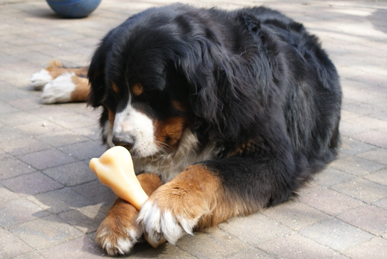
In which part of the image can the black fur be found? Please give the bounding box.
[88,4,341,210]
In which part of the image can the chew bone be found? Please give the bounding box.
[89,146,148,211]
[89,146,166,248]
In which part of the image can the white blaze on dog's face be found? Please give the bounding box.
[106,83,188,158]
[112,101,159,157]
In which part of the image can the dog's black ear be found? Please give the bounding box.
[87,30,115,108]
[174,31,257,141]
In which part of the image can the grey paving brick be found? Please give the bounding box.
[329,156,386,176]
[258,232,339,259]
[42,161,96,187]
[0,172,63,195]
[17,148,77,170]
[26,187,92,214]
[364,168,387,186]
[177,229,249,259]
[58,205,106,234]
[331,177,387,203]
[0,157,36,180]
[0,228,32,258]
[262,200,329,231]
[38,236,104,259]
[10,215,83,250]
[337,205,387,236]
[353,130,387,149]
[225,248,271,259]
[130,243,197,259]
[299,218,374,251]
[0,184,19,202]
[313,167,355,188]
[357,148,387,165]
[0,198,49,227]
[35,129,90,147]
[219,213,291,245]
[0,136,51,156]
[339,136,376,156]
[70,180,117,207]
[299,186,364,216]
[13,120,66,136]
[48,113,97,130]
[12,252,46,259]
[58,140,106,161]
[343,237,387,259]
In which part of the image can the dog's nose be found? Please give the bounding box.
[112,136,135,150]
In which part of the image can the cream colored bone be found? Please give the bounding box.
[89,146,166,248]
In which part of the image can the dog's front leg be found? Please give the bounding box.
[137,164,239,245]
[95,173,162,255]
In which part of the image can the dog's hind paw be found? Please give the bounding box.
[30,69,53,90]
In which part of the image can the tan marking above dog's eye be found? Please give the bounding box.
[112,83,120,93]
[132,83,144,96]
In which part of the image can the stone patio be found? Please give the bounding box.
[0,0,386,258]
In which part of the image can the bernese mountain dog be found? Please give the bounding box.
[31,4,342,255]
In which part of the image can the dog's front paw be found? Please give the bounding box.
[137,177,212,245]
[96,200,142,255]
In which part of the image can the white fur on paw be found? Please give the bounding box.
[30,69,53,90]
[96,227,139,256]
[137,200,198,245]
[42,72,75,104]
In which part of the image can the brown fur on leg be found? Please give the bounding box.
[95,173,162,255]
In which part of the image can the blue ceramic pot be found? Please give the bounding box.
[46,0,102,18]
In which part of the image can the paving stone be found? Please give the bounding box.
[343,237,387,259]
[262,200,329,230]
[258,232,338,259]
[225,248,271,259]
[26,187,92,214]
[0,198,49,227]
[219,213,291,245]
[10,215,83,250]
[48,113,97,130]
[0,172,63,195]
[42,161,96,187]
[299,186,364,216]
[17,148,77,170]
[364,168,387,186]
[34,129,90,147]
[329,156,386,176]
[0,128,29,144]
[0,228,32,258]
[373,197,387,210]
[337,205,387,236]
[129,243,197,259]
[71,180,117,207]
[0,184,19,202]
[58,140,107,160]
[38,236,105,259]
[13,120,66,136]
[12,252,46,259]
[0,157,36,180]
[356,148,387,165]
[177,229,249,259]
[313,167,355,187]
[338,137,376,156]
[58,205,106,233]
[299,218,374,251]
[332,177,387,203]
[353,130,387,148]
[0,136,51,156]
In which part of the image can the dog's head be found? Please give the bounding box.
[87,5,269,158]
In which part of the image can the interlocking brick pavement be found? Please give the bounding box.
[0,0,386,258]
